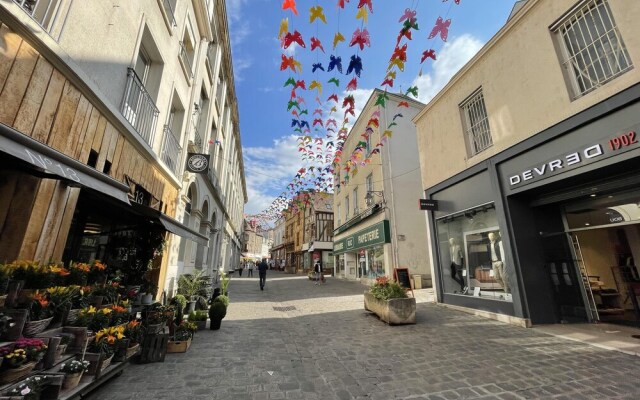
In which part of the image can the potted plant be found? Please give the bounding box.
[208,295,229,331]
[364,276,416,325]
[73,306,112,332]
[87,260,107,285]
[14,338,48,364]
[45,286,78,328]
[187,310,208,330]
[122,320,143,359]
[170,294,187,324]
[167,321,195,353]
[177,270,211,312]
[4,374,57,399]
[59,359,89,390]
[0,348,36,385]
[68,262,90,286]
[24,293,53,337]
[85,326,124,375]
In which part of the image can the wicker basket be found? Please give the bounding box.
[62,371,84,390]
[0,362,37,384]
[65,309,81,325]
[23,316,53,337]
[125,343,140,359]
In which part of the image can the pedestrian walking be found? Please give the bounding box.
[238,262,244,277]
[247,262,254,277]
[314,261,323,285]
[258,258,268,290]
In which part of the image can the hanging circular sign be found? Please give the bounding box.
[187,154,209,173]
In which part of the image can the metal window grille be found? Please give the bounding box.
[160,125,182,176]
[121,68,159,145]
[460,89,492,156]
[555,0,632,99]
[13,0,60,32]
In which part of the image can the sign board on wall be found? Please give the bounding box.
[333,220,391,255]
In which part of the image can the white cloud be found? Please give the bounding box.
[233,55,252,82]
[243,135,303,214]
[412,34,484,104]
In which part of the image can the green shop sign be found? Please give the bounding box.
[333,220,391,254]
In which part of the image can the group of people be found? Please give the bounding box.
[236,261,255,277]
[238,259,269,290]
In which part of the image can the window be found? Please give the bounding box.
[460,88,492,156]
[179,27,196,79]
[366,132,371,154]
[159,0,177,29]
[336,203,341,226]
[353,188,358,214]
[335,173,340,193]
[366,174,373,193]
[553,0,632,99]
[161,92,184,175]
[14,0,62,33]
[345,196,350,219]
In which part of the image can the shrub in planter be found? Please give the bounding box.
[187,311,207,330]
[208,299,227,331]
[368,276,408,300]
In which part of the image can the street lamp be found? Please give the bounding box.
[365,191,386,206]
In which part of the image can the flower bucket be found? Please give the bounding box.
[0,361,37,384]
[125,343,140,359]
[64,308,81,325]
[23,316,53,337]
[62,371,84,390]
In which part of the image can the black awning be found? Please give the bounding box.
[130,202,209,246]
[0,123,130,204]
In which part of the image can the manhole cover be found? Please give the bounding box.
[273,306,296,312]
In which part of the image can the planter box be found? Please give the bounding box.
[194,320,207,331]
[363,292,416,325]
[166,338,191,353]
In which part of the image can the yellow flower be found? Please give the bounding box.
[86,306,97,314]
[100,308,112,315]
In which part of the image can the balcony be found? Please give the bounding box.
[160,125,182,176]
[121,68,159,146]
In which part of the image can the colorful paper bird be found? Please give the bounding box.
[346,55,363,77]
[358,0,373,12]
[278,18,289,39]
[300,109,308,115]
[355,7,369,24]
[284,77,296,87]
[387,121,397,128]
[406,86,419,98]
[333,32,345,49]
[310,37,325,53]
[372,110,381,118]
[398,101,409,108]
[398,8,417,23]
[327,94,339,103]
[312,63,325,73]
[375,92,389,107]
[309,80,323,96]
[291,119,301,127]
[326,119,337,128]
[287,100,301,111]
[382,129,393,138]
[368,118,379,128]
[282,30,305,49]
[292,110,299,117]
[282,0,298,16]
[428,16,451,42]
[421,49,437,63]
[280,54,302,73]
[328,77,340,87]
[396,28,412,44]
[346,77,358,91]
[342,95,355,109]
[349,28,371,50]
[402,17,419,31]
[313,108,323,116]
[309,5,327,24]
[328,55,343,73]
[300,120,310,129]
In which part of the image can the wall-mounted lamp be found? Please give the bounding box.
[365,190,386,206]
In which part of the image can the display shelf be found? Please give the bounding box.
[596,308,625,315]
[57,360,128,400]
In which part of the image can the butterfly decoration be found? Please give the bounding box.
[349,28,371,50]
[328,77,340,87]
[327,94,339,103]
[310,37,325,53]
[309,5,327,24]
[278,18,289,39]
[313,108,323,116]
[381,78,394,87]
[300,109,308,115]
[326,119,338,128]
[428,16,451,41]
[342,95,355,109]
[337,0,350,8]
[282,30,305,49]
[421,49,437,63]
[355,7,369,24]
[402,17,419,31]
[329,106,338,113]
[367,118,379,128]
[387,121,397,128]
[309,80,322,96]
[358,0,373,13]
[375,92,389,107]
[291,119,301,127]
[312,63,325,73]
[393,113,403,121]
[280,0,300,16]
[287,100,301,111]
[387,58,405,72]
[390,43,407,62]
[295,80,306,89]
[346,55,363,77]
[382,129,393,138]
[398,101,409,108]
[313,118,324,127]
[300,120,310,129]
[398,8,417,23]
[346,77,358,91]
[385,71,397,80]
[396,27,412,45]
[283,77,296,87]
[291,109,299,117]
[333,32,345,49]
[280,54,302,72]
[328,55,343,73]
[405,86,419,98]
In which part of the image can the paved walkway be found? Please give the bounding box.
[88,272,640,400]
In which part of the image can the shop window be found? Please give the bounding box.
[435,203,512,302]
[460,88,492,156]
[553,0,632,100]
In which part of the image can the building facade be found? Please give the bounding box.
[333,90,431,286]
[269,217,286,269]
[0,0,246,298]
[301,192,334,273]
[416,0,640,327]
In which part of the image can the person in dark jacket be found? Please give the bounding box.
[258,258,268,290]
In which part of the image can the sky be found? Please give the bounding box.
[226,0,519,216]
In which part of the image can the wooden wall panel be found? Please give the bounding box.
[34,181,69,261]
[48,81,81,153]
[20,179,56,260]
[90,115,107,154]
[51,188,80,261]
[65,95,91,156]
[31,69,65,143]
[111,135,125,177]
[78,107,99,162]
[0,171,18,236]
[95,122,115,172]
[13,56,53,135]
[0,24,22,92]
[0,173,40,262]
[0,39,39,125]
[72,102,94,160]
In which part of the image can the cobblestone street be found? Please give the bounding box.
[88,273,640,400]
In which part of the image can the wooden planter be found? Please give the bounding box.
[84,353,114,376]
[125,343,140,359]
[166,338,191,353]
[363,292,416,325]
[0,361,37,384]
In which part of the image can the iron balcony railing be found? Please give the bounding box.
[160,125,182,176]
[161,0,177,27]
[191,124,202,152]
[121,68,159,146]
[179,42,194,79]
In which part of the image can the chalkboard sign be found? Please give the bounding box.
[394,268,413,296]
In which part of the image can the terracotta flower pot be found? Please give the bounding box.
[62,371,84,390]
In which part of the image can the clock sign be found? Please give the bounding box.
[186,153,209,173]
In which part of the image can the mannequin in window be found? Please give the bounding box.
[488,231,509,293]
[449,237,466,293]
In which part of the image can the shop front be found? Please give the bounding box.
[333,220,391,282]
[426,84,640,327]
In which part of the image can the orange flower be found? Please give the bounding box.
[92,261,106,271]
[106,335,116,344]
[127,320,140,328]
[32,293,49,308]
[111,305,126,313]
[73,263,90,273]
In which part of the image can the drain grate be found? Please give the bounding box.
[273,306,296,312]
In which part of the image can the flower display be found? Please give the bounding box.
[6,374,53,398]
[368,276,408,300]
[29,293,51,321]
[124,320,144,344]
[74,306,112,331]
[59,359,89,374]
[1,348,28,368]
[89,326,126,356]
[14,338,48,362]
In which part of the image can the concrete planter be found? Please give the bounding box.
[364,292,416,325]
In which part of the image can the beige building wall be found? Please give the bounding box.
[415,0,640,190]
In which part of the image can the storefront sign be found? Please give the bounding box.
[333,220,391,254]
[507,129,640,189]
[419,199,439,210]
[186,153,210,173]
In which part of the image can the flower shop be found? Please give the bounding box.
[0,256,229,400]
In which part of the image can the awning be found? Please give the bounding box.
[130,202,209,246]
[0,123,130,204]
